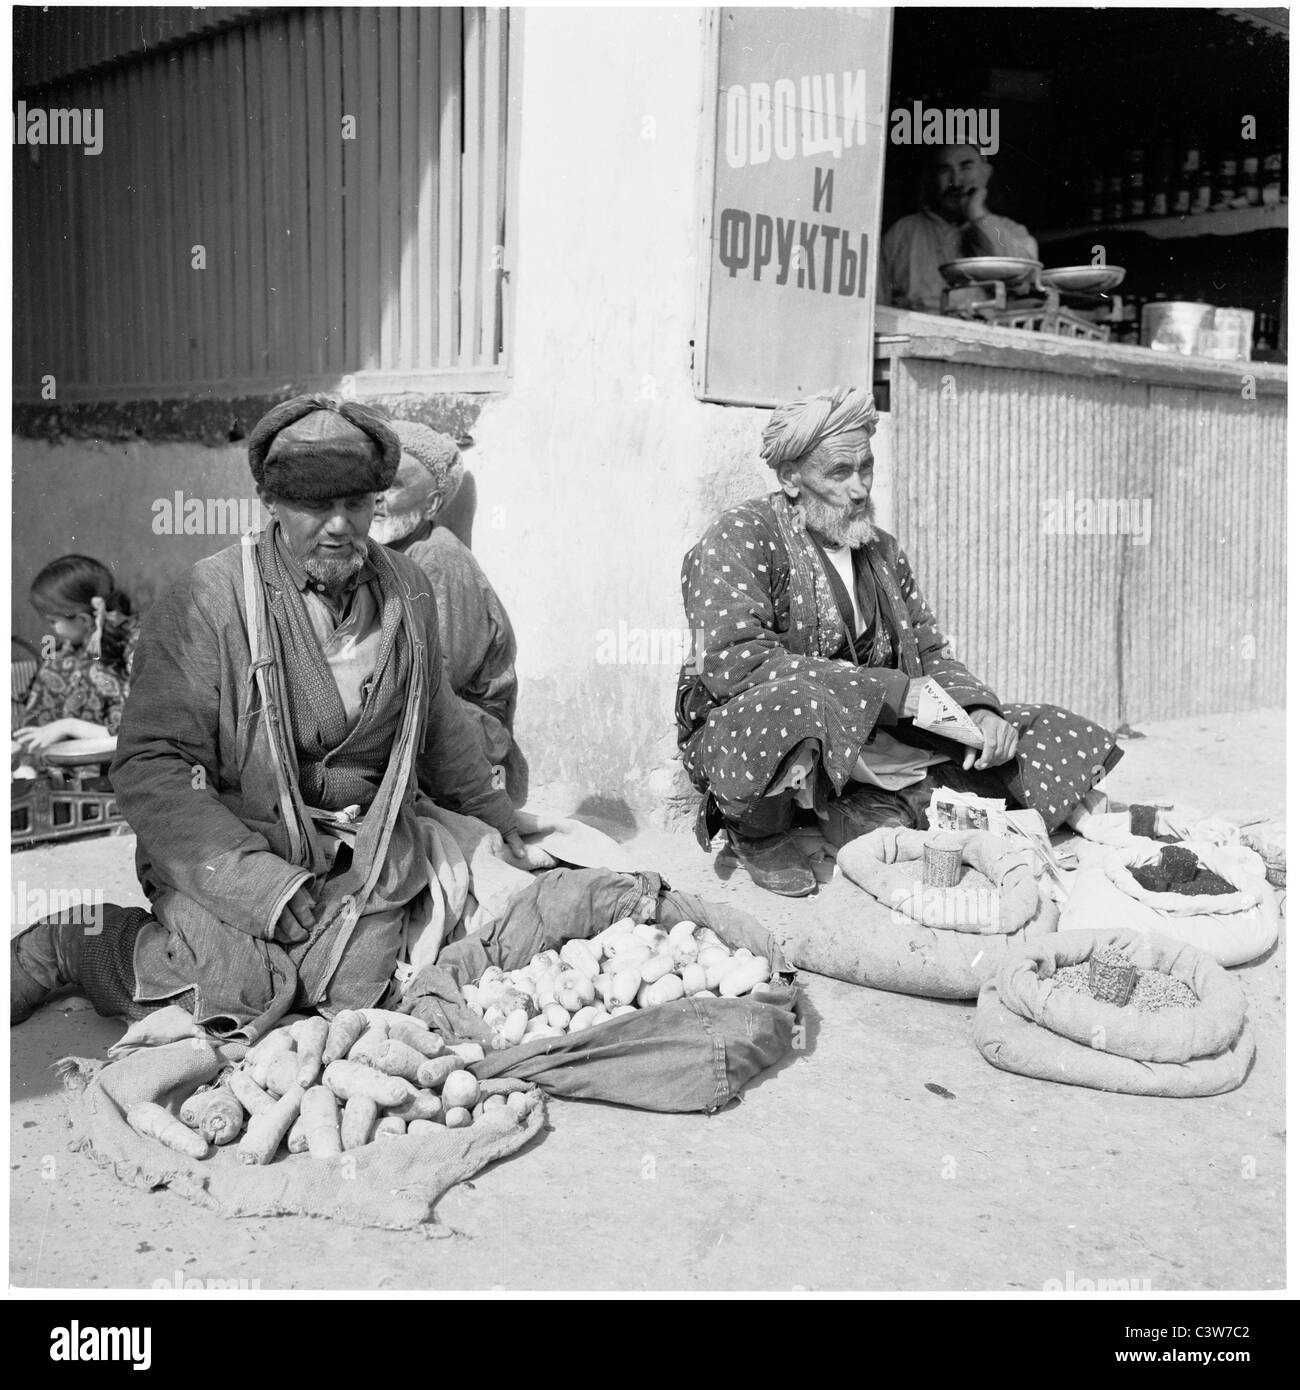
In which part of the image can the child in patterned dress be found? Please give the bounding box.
[13,555,140,760]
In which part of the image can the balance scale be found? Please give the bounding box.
[940,280,1109,339]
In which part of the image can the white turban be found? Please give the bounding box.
[760,386,879,469]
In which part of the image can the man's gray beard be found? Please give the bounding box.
[369,510,423,546]
[799,495,877,548]
[303,548,366,588]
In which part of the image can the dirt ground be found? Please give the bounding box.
[9,710,1286,1292]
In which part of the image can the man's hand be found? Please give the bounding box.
[960,186,989,223]
[273,885,316,945]
[500,830,556,872]
[963,708,1019,772]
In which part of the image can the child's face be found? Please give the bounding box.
[37,608,93,646]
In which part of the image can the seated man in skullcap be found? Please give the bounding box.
[675,385,1121,897]
[12,395,533,1033]
[372,420,527,804]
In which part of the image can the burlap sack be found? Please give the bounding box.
[1060,844,1279,967]
[58,1038,543,1230]
[781,829,1059,1000]
[972,987,1255,1097]
[972,928,1255,1097]
[838,826,1044,933]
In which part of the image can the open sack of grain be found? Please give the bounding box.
[401,871,798,1113]
[781,826,1059,1000]
[1060,840,1279,967]
[973,928,1255,1097]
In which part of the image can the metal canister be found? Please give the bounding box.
[1141,301,1214,355]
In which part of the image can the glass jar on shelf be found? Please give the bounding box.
[1261,147,1282,206]
[1105,172,1125,222]
[1240,153,1261,206]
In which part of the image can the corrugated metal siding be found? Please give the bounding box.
[14,7,262,92]
[1124,386,1287,718]
[13,7,510,399]
[888,358,1285,726]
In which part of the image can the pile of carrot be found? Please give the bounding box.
[126,1007,529,1164]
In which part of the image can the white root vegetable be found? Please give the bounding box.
[638,973,686,1009]
[262,1051,302,1099]
[358,1007,431,1033]
[301,1086,343,1156]
[238,1084,304,1165]
[389,1091,443,1122]
[639,953,676,985]
[346,1026,390,1069]
[559,939,602,979]
[543,1003,571,1032]
[287,1113,309,1154]
[341,1095,379,1150]
[680,963,708,995]
[449,1042,486,1065]
[126,1102,211,1160]
[385,1017,445,1057]
[443,1107,473,1129]
[373,1038,429,1083]
[610,968,642,1006]
[246,1028,296,1087]
[323,1059,416,1108]
[408,1118,442,1136]
[322,1010,367,1066]
[415,1055,460,1090]
[498,1008,529,1047]
[718,956,772,997]
[441,1070,481,1111]
[229,1068,276,1116]
[567,1005,602,1033]
[375,1115,407,1139]
[290,1016,329,1088]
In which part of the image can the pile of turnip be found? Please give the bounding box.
[465,918,773,1049]
[129,1007,529,1165]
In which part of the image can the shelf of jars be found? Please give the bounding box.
[1039,203,1288,245]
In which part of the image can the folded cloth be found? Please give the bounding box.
[58,1038,544,1230]
[514,808,636,871]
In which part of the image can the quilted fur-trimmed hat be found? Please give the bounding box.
[248,395,401,503]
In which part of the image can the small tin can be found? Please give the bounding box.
[923,833,964,888]
[1088,949,1138,1007]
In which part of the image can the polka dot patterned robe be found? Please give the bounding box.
[675,493,1119,834]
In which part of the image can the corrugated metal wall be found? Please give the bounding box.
[888,358,1286,726]
[13,7,261,91]
[13,7,510,399]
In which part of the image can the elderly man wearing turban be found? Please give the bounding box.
[373,420,526,804]
[11,395,532,1034]
[676,385,1120,896]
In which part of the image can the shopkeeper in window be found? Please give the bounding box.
[877,143,1038,313]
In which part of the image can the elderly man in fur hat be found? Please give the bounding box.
[373,420,526,804]
[676,385,1121,897]
[11,395,532,1034]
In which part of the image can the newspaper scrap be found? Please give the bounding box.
[912,677,984,748]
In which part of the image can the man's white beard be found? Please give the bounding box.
[369,509,424,546]
[799,494,877,548]
[303,547,366,587]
